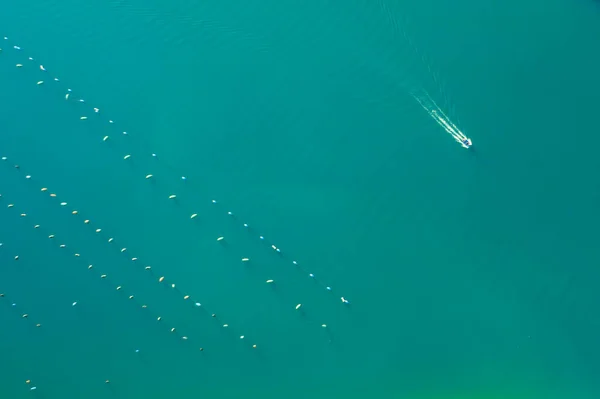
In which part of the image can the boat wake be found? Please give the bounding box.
[411,89,472,149]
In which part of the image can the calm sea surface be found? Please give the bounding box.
[1,1,600,398]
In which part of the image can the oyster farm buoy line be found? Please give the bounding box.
[0,35,352,312]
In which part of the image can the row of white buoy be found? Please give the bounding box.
[0,290,43,329]
[0,291,40,392]
[1,35,351,309]
[2,155,331,332]
[0,191,259,351]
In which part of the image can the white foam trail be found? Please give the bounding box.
[411,89,471,148]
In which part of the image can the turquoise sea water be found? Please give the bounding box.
[1,0,600,398]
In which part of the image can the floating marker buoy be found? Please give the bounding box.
[60,202,67,206]
[145,174,153,179]
[295,304,302,310]
[190,213,197,219]
[183,295,190,300]
[241,258,249,262]
[223,324,228,327]
[65,93,69,100]
[168,194,176,199]
[41,188,47,191]
[159,276,164,282]
[80,116,87,120]
[131,257,137,261]
[103,136,109,141]
[84,220,90,224]
[95,229,101,233]
[37,81,43,85]
[123,155,131,160]
[116,286,121,290]
[72,210,78,215]
[266,280,274,283]
[217,236,224,241]
[120,248,126,253]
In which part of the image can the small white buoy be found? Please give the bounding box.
[72,301,77,306]
[65,93,70,100]
[16,64,22,67]
[295,304,302,310]
[123,154,131,160]
[145,174,153,179]
[60,202,67,206]
[217,236,224,241]
[80,116,87,120]
[103,136,109,141]
[195,302,201,307]
[39,65,45,71]
[36,81,43,85]
[131,257,138,261]
[190,213,197,219]
[95,229,101,233]
[120,248,126,253]
[241,258,249,262]
[168,194,176,199]
[94,108,99,113]
[266,279,274,283]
